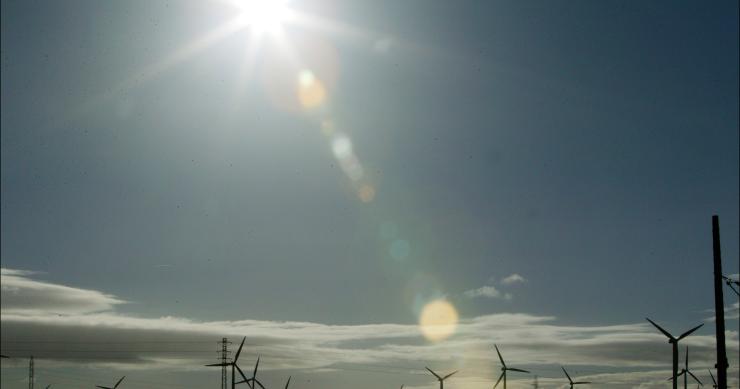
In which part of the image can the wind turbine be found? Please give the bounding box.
[646,318,703,389]
[562,367,591,389]
[236,356,266,389]
[96,376,125,389]
[493,344,529,389]
[284,376,291,389]
[708,370,718,389]
[206,337,249,389]
[669,346,702,389]
[425,367,458,389]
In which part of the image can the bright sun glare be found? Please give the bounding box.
[235,0,290,33]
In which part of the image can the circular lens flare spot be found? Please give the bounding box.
[419,299,458,342]
[331,135,353,160]
[297,69,327,109]
[358,184,376,203]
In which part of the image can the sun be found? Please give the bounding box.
[235,0,290,33]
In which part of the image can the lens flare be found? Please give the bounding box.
[419,299,458,342]
[358,184,376,203]
[297,69,327,109]
[236,0,290,33]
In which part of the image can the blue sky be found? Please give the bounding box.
[1,1,738,388]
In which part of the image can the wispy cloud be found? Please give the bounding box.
[501,274,526,285]
[463,285,511,300]
[1,268,125,315]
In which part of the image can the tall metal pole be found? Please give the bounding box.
[711,215,727,389]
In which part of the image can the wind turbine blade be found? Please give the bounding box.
[574,382,592,385]
[677,371,686,378]
[96,386,112,389]
[253,356,261,378]
[685,345,689,368]
[234,336,246,363]
[285,376,291,389]
[562,367,573,384]
[235,363,250,383]
[508,368,530,373]
[494,372,505,389]
[254,378,267,389]
[687,371,702,385]
[206,363,231,367]
[114,376,125,388]
[677,324,703,341]
[646,318,675,340]
[708,370,716,385]
[425,367,442,380]
[494,344,506,367]
[443,371,458,380]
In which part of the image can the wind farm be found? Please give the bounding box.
[0,0,738,388]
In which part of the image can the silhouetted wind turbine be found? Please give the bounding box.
[708,370,718,389]
[669,346,702,389]
[206,337,249,389]
[425,367,458,389]
[562,367,591,389]
[96,376,125,389]
[493,344,529,389]
[284,376,291,389]
[237,356,266,389]
[646,318,703,389]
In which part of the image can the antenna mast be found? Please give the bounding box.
[219,338,231,389]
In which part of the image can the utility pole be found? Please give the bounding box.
[219,338,231,389]
[711,215,728,389]
[28,356,34,389]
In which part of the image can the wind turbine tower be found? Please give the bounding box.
[493,344,530,389]
[670,346,701,389]
[562,367,591,389]
[425,367,458,389]
[646,318,703,389]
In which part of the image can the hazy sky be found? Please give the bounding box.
[1,1,738,388]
